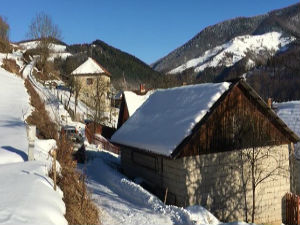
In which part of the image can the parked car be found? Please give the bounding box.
[61,125,83,144]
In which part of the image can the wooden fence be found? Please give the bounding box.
[85,125,120,155]
[286,192,300,225]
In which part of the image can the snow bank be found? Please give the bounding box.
[0,68,31,164]
[112,82,231,156]
[0,161,67,225]
[0,67,67,225]
[185,205,219,225]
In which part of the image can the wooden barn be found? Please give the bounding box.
[111,79,300,224]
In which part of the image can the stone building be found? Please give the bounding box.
[71,57,111,112]
[112,79,300,224]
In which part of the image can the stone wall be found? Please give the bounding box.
[121,144,290,224]
[74,74,110,111]
[183,144,290,224]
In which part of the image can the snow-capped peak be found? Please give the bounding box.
[168,32,295,74]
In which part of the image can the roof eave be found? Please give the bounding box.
[71,72,111,77]
[111,141,173,158]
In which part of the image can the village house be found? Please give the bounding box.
[71,57,111,112]
[117,84,154,129]
[111,79,300,224]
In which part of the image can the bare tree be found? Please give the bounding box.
[73,78,82,116]
[92,77,110,124]
[27,12,61,74]
[0,16,9,41]
[0,16,10,53]
[232,114,285,223]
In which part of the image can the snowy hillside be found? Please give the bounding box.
[18,40,72,61]
[152,3,299,73]
[168,32,294,74]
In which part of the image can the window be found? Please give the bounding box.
[86,78,93,85]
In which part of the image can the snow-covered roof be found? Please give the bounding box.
[124,90,155,116]
[275,101,300,137]
[71,57,110,76]
[112,82,231,156]
[274,101,300,156]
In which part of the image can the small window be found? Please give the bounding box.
[86,78,93,85]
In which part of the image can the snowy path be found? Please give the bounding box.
[81,150,192,225]
[0,68,30,164]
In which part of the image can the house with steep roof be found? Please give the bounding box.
[111,79,299,224]
[71,57,111,111]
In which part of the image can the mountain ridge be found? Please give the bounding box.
[151,3,299,73]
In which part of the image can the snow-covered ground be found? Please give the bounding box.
[168,31,295,74]
[0,68,30,164]
[0,68,67,225]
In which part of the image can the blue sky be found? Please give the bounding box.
[0,0,298,64]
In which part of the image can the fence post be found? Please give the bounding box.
[50,149,57,191]
[164,187,168,204]
[296,195,300,224]
[26,125,36,161]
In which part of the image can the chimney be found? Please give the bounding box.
[267,98,272,108]
[140,84,145,94]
